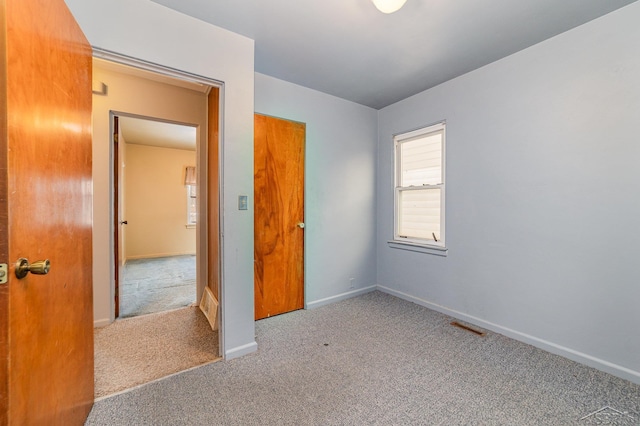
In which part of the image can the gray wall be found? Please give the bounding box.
[376,3,640,383]
[255,73,378,307]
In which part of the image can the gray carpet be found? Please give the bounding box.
[86,291,639,425]
[94,306,220,398]
[120,255,196,318]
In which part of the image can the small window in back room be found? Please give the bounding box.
[187,184,197,226]
[185,166,197,226]
[394,121,445,247]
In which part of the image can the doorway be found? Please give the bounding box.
[114,114,198,318]
[92,56,223,397]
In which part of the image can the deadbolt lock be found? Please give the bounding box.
[15,258,51,279]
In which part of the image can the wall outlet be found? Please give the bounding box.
[349,278,355,289]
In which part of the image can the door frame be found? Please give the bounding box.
[111,112,201,312]
[95,49,226,355]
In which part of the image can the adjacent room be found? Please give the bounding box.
[90,59,221,398]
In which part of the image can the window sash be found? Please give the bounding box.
[398,130,443,187]
[394,122,445,247]
[396,187,443,244]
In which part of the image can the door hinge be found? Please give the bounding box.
[0,264,7,284]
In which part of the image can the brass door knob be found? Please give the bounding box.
[15,258,51,279]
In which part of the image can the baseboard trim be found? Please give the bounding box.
[377,285,640,385]
[126,252,196,261]
[225,341,258,360]
[305,286,377,310]
[94,318,111,328]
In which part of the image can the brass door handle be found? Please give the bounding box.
[15,258,51,279]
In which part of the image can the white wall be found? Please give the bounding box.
[377,3,640,384]
[255,73,378,307]
[66,0,256,358]
[125,143,196,259]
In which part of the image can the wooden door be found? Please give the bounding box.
[113,115,122,318]
[207,88,220,302]
[254,114,305,320]
[0,0,94,424]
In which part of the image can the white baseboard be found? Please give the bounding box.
[225,341,258,360]
[126,252,196,261]
[94,318,112,328]
[305,286,377,310]
[377,285,640,385]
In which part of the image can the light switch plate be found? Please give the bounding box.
[238,195,248,210]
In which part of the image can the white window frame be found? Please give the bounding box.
[393,121,446,252]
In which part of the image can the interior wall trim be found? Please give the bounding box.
[225,341,258,360]
[305,286,377,310]
[376,285,640,385]
[92,47,223,90]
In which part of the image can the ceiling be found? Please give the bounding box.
[119,116,196,151]
[149,0,636,109]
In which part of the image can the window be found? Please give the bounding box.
[394,122,445,249]
[186,184,197,226]
[185,166,197,227]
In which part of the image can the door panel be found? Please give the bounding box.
[254,114,305,320]
[1,0,94,424]
[207,88,220,302]
[114,115,122,318]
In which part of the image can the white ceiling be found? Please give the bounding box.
[149,0,636,109]
[119,116,196,151]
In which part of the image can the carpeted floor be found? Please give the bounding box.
[94,306,220,398]
[119,255,197,318]
[86,291,640,425]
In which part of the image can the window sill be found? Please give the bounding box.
[387,240,448,257]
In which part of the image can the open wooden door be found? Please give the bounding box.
[207,88,220,302]
[113,115,123,318]
[0,0,94,424]
[254,114,305,320]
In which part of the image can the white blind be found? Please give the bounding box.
[400,131,442,186]
[184,166,197,186]
[398,189,441,240]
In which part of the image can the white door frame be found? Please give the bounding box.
[95,49,225,355]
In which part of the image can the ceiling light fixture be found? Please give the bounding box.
[371,0,407,14]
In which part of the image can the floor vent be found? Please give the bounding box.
[200,286,219,331]
[451,321,486,336]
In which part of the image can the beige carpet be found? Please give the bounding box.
[94,306,220,398]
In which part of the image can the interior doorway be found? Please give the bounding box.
[114,114,199,318]
[91,56,221,322]
[92,55,223,397]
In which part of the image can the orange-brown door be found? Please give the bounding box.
[207,88,220,302]
[0,0,94,424]
[114,115,122,318]
[254,114,305,320]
